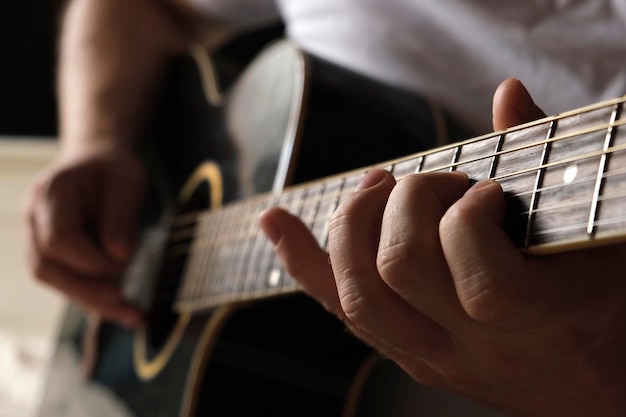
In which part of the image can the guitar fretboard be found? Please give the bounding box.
[173,96,626,313]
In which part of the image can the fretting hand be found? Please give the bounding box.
[259,79,626,416]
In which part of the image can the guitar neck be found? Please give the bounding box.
[174,96,626,313]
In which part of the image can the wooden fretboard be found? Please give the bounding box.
[173,96,626,313]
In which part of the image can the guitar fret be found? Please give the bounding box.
[525,121,557,248]
[529,104,620,246]
[197,211,219,302]
[178,215,203,301]
[210,207,236,300]
[223,204,247,296]
[232,202,253,293]
[416,155,425,173]
[242,198,274,296]
[595,120,626,237]
[229,202,255,293]
[456,134,500,181]
[320,178,345,250]
[489,134,505,179]
[267,188,307,291]
[257,193,293,293]
[218,205,240,295]
[587,102,622,236]
[390,156,423,179]
[450,146,461,172]
[421,147,456,172]
[337,173,362,207]
[310,184,329,246]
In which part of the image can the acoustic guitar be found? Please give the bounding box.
[38,40,626,417]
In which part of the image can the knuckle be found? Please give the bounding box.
[335,267,370,323]
[376,238,418,289]
[457,279,502,323]
[328,203,357,234]
[397,173,431,195]
[327,210,360,249]
[440,198,478,237]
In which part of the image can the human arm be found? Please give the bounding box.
[22,0,228,326]
[259,79,626,416]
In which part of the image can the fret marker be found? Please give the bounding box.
[563,164,578,184]
[268,268,281,287]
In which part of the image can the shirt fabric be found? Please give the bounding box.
[188,0,626,134]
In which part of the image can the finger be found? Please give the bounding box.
[262,200,456,387]
[440,180,535,326]
[100,164,146,264]
[376,172,474,331]
[328,169,453,358]
[492,78,546,131]
[31,195,120,276]
[259,206,340,314]
[29,254,143,327]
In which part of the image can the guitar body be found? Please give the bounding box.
[39,40,442,417]
[82,297,372,417]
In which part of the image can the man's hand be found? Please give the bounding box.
[259,79,626,416]
[23,147,146,327]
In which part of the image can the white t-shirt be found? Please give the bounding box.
[189,0,626,134]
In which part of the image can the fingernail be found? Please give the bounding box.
[356,169,388,191]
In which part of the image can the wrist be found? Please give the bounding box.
[60,130,137,158]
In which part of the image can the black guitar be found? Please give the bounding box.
[38,40,626,417]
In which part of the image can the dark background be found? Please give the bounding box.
[0,1,283,138]
[0,0,65,137]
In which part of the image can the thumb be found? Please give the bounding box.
[492,78,546,131]
[100,168,146,264]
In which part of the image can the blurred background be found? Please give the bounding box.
[0,1,65,416]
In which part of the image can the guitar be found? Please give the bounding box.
[38,39,626,417]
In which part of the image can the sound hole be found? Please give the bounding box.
[145,181,211,355]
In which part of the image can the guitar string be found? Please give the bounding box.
[505,165,626,199]
[178,176,626,303]
[163,164,626,271]
[500,158,626,215]
[165,147,626,249]
[165,165,626,256]
[166,114,626,231]
[532,213,626,237]
[172,206,626,306]
[166,186,626,260]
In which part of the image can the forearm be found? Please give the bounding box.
[58,0,213,154]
